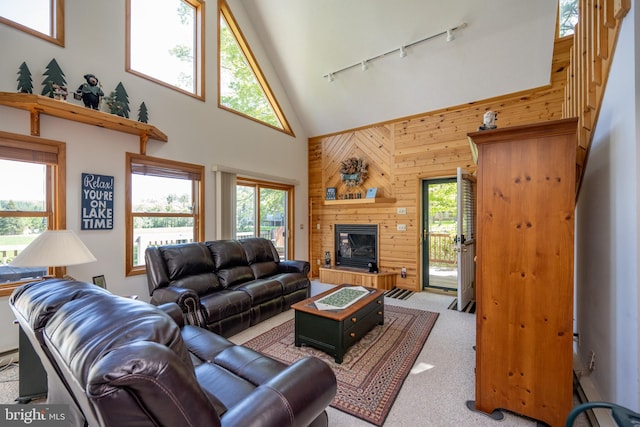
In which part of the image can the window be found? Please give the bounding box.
[218,0,294,136]
[236,178,293,259]
[126,0,204,98]
[0,131,66,296]
[559,0,578,37]
[0,0,64,46]
[126,153,204,275]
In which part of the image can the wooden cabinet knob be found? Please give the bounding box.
[377,300,382,304]
[351,317,357,323]
[350,332,355,337]
[378,311,383,315]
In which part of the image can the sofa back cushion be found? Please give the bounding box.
[206,240,254,287]
[159,243,222,295]
[241,238,279,279]
[36,283,221,427]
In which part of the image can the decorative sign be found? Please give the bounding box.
[81,173,114,230]
[325,187,337,200]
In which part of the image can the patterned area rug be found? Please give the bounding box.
[243,305,439,426]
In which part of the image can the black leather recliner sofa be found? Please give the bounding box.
[145,238,310,337]
[10,278,337,427]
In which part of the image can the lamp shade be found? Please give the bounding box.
[10,230,97,267]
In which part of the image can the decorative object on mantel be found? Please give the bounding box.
[41,58,67,99]
[325,187,337,200]
[75,73,104,110]
[324,251,331,267]
[16,62,33,94]
[138,101,149,123]
[340,157,368,187]
[478,111,497,131]
[365,187,377,199]
[105,82,130,118]
[368,261,379,273]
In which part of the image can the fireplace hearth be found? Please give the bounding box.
[335,224,378,270]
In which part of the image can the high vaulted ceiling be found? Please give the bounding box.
[238,0,559,137]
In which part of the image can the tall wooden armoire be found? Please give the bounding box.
[468,118,578,427]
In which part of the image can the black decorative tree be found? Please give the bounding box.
[105,82,130,118]
[17,62,33,94]
[137,102,149,123]
[41,58,67,98]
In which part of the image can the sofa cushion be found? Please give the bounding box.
[44,293,194,388]
[160,243,221,294]
[271,272,310,295]
[234,279,283,305]
[199,290,251,323]
[249,261,278,279]
[207,240,254,287]
[241,238,280,263]
[241,238,280,278]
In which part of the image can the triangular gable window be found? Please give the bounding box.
[218,0,294,136]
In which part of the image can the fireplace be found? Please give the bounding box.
[335,224,378,269]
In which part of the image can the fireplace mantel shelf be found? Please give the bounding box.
[324,197,395,206]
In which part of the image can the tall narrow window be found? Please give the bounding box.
[0,131,66,295]
[126,153,204,275]
[0,0,64,46]
[127,0,204,97]
[236,178,293,260]
[218,0,294,136]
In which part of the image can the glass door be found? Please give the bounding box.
[236,179,293,260]
[421,178,458,291]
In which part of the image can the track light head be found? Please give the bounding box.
[446,29,454,42]
[327,73,334,82]
[361,60,368,71]
[399,46,407,58]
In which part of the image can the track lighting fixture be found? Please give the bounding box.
[446,29,454,42]
[323,22,467,82]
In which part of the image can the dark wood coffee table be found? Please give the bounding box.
[291,284,384,363]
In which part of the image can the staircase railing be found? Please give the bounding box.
[564,0,630,194]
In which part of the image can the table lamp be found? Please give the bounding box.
[11,229,97,278]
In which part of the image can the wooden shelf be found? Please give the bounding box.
[323,197,395,206]
[0,92,167,154]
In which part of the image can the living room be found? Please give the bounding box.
[0,0,638,425]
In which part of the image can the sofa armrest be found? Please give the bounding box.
[150,287,205,327]
[278,260,310,276]
[157,302,185,328]
[220,356,336,427]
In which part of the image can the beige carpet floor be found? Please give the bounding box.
[0,280,591,426]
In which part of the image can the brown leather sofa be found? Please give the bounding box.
[10,278,337,427]
[145,238,310,337]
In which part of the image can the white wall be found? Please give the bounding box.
[0,0,309,353]
[575,2,639,411]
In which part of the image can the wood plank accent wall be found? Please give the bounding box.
[309,38,572,290]
[309,1,629,291]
